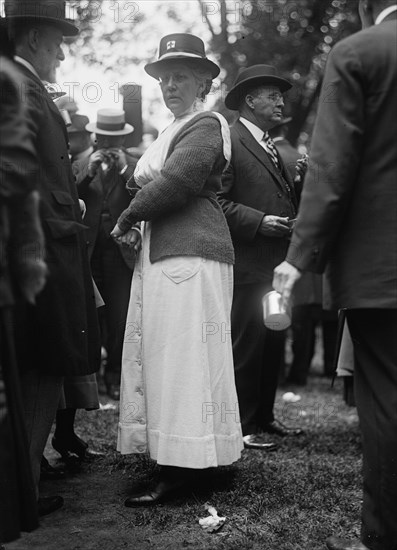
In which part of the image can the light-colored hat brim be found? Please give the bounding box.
[145,56,220,80]
[85,122,134,136]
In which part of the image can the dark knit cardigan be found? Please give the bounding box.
[117,112,234,265]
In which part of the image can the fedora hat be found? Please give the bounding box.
[86,109,134,136]
[225,64,292,110]
[145,33,220,80]
[4,0,78,36]
[67,114,90,134]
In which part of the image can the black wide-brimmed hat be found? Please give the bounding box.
[145,33,220,80]
[67,114,90,134]
[225,64,292,110]
[4,0,78,36]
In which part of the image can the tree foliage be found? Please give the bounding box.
[199,0,360,144]
[65,1,360,145]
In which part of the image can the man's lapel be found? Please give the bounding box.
[235,120,298,210]
[235,120,286,187]
[19,64,69,143]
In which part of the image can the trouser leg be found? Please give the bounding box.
[322,309,338,376]
[232,284,285,434]
[288,304,317,384]
[19,370,64,497]
[347,309,397,550]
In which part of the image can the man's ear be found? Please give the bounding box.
[245,94,255,110]
[27,28,41,52]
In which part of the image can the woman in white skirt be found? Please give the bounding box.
[111,33,243,506]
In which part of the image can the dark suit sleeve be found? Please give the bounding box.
[286,39,364,272]
[0,61,37,200]
[218,148,265,243]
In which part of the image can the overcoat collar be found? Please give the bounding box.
[15,62,68,142]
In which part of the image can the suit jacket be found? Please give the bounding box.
[12,63,100,376]
[287,14,397,309]
[273,137,304,199]
[219,120,297,285]
[75,151,138,270]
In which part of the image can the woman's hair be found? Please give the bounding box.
[186,63,213,100]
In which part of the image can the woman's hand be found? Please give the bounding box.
[111,225,141,252]
[110,224,124,239]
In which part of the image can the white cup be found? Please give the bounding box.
[262,290,291,331]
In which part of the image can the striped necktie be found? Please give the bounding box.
[262,131,295,200]
[262,132,280,169]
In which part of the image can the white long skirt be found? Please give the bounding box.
[117,223,243,468]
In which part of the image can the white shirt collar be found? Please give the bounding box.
[14,55,41,79]
[375,5,397,24]
[239,117,264,143]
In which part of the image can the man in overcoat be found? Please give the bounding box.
[74,109,138,400]
[218,65,303,450]
[273,1,397,548]
[5,0,100,515]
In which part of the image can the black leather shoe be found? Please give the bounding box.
[242,434,278,451]
[52,434,104,464]
[51,434,88,465]
[261,419,304,437]
[125,478,186,507]
[38,495,64,516]
[40,457,66,480]
[326,536,370,550]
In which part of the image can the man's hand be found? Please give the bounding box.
[107,147,127,173]
[272,260,302,310]
[258,215,291,238]
[294,154,309,183]
[87,150,106,177]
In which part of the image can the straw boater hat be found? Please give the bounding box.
[86,109,134,136]
[144,33,220,80]
[4,0,78,36]
[225,64,292,111]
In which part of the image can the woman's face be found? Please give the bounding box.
[158,62,203,117]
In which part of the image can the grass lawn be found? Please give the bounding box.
[5,369,363,550]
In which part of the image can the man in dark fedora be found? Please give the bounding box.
[218,64,303,451]
[67,113,93,163]
[74,109,138,400]
[274,1,397,548]
[4,0,100,516]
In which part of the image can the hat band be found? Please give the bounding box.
[96,121,125,131]
[158,52,204,61]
